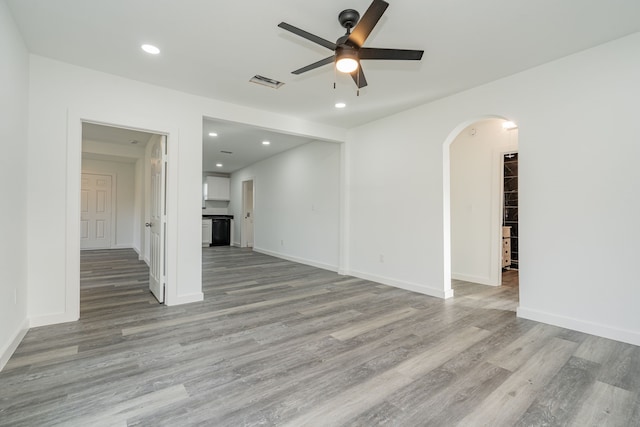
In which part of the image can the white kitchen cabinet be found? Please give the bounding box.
[205,176,230,201]
[202,218,212,247]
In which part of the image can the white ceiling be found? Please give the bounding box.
[83,122,155,147]
[203,118,317,174]
[9,0,640,169]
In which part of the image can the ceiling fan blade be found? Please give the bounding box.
[278,22,337,50]
[359,47,424,61]
[292,56,335,75]
[350,66,368,88]
[347,0,389,48]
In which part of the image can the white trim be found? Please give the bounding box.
[29,312,77,328]
[0,319,29,372]
[451,273,496,286]
[253,247,338,273]
[347,269,454,299]
[110,244,133,249]
[338,140,349,276]
[253,247,339,273]
[169,292,204,306]
[66,109,82,323]
[517,306,640,347]
[133,245,144,261]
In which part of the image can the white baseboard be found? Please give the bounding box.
[0,319,29,371]
[29,312,79,328]
[169,292,204,306]
[517,306,640,347]
[452,272,498,286]
[347,269,454,299]
[110,244,133,250]
[133,246,144,261]
[252,247,339,273]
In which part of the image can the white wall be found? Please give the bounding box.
[346,32,640,345]
[230,141,341,271]
[81,158,137,249]
[450,119,518,285]
[26,54,345,326]
[0,1,29,369]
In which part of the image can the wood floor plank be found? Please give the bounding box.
[458,336,578,426]
[121,288,330,336]
[3,345,78,370]
[329,307,417,341]
[488,322,561,371]
[514,356,599,426]
[281,326,492,426]
[567,381,637,427]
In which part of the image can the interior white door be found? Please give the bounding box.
[242,180,254,248]
[80,173,112,250]
[148,136,166,303]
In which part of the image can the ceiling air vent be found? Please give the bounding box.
[250,75,284,89]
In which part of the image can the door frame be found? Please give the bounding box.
[62,112,178,323]
[241,178,255,248]
[79,170,117,250]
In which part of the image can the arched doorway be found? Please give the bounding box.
[443,116,519,297]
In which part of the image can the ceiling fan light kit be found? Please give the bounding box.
[336,47,359,73]
[278,0,424,90]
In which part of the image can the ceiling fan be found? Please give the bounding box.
[278,0,424,89]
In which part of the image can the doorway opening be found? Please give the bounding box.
[445,117,519,301]
[502,152,519,271]
[80,122,168,309]
[242,179,255,248]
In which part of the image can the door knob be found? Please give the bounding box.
[145,222,152,227]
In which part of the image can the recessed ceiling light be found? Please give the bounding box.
[335,102,346,109]
[141,44,160,55]
[208,132,218,137]
[216,163,223,167]
[262,141,270,145]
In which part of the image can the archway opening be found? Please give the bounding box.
[443,117,519,302]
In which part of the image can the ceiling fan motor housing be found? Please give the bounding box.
[336,45,359,61]
[338,9,360,30]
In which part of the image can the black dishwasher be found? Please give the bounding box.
[211,218,231,246]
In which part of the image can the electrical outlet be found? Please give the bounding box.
[281,239,284,246]
[14,288,17,304]
[379,254,384,263]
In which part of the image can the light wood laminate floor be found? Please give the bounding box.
[1,247,639,426]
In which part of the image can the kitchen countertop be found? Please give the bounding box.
[202,214,234,219]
